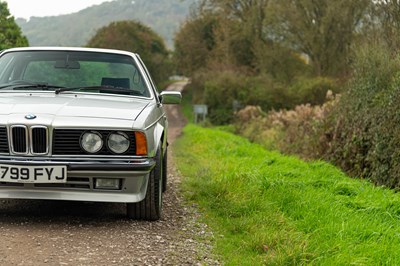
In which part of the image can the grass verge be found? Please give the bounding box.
[173,124,400,265]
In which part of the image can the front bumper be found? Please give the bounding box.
[0,156,155,203]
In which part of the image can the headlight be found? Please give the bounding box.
[81,131,103,153]
[107,132,130,154]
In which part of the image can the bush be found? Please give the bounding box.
[201,71,292,124]
[325,42,400,187]
[235,92,338,159]
[234,42,400,188]
[195,69,338,125]
[235,42,400,189]
[188,66,339,126]
[288,76,339,106]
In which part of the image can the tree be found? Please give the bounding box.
[174,12,217,75]
[87,20,170,85]
[271,0,370,77]
[198,0,270,70]
[175,0,307,82]
[0,1,29,49]
[370,0,400,52]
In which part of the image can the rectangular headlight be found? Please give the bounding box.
[94,178,121,190]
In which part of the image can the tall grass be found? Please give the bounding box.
[174,124,400,265]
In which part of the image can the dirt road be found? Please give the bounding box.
[0,81,217,265]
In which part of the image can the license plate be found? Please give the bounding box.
[0,164,67,183]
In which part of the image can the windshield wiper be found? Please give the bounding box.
[0,81,65,91]
[55,85,142,96]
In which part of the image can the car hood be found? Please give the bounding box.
[0,92,150,121]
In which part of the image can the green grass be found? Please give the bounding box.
[173,124,400,265]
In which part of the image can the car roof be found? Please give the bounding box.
[1,47,138,58]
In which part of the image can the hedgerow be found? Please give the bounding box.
[235,41,400,188]
[325,42,400,187]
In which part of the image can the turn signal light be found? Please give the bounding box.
[135,131,148,155]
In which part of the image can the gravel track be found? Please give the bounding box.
[0,81,218,265]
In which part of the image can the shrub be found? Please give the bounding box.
[235,42,400,188]
[201,71,293,124]
[200,70,338,125]
[235,41,400,188]
[288,76,339,106]
[188,70,209,104]
[235,92,338,159]
[325,42,400,187]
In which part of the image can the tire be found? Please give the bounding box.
[162,146,167,192]
[127,145,163,220]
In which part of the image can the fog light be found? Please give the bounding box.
[95,178,121,190]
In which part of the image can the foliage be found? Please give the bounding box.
[0,1,28,49]
[87,20,171,85]
[201,71,291,124]
[202,0,269,70]
[194,69,337,125]
[367,0,400,53]
[173,0,363,125]
[233,38,400,189]
[270,0,369,77]
[174,12,217,76]
[174,124,400,265]
[324,41,400,187]
[288,76,339,106]
[175,0,371,78]
[16,0,196,49]
[180,83,195,123]
[254,44,312,83]
[175,0,311,80]
[183,0,400,189]
[235,93,338,159]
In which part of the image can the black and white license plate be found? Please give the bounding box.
[0,164,67,183]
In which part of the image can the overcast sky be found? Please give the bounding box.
[5,0,112,19]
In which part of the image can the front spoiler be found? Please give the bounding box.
[0,189,148,203]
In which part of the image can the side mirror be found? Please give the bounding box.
[159,91,182,104]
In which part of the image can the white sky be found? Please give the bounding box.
[5,0,112,19]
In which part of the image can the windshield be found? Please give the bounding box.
[0,50,151,97]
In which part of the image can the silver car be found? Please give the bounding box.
[0,47,181,220]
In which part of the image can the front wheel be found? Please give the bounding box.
[127,145,163,220]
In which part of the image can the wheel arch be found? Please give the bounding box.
[148,119,167,157]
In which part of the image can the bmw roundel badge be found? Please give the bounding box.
[25,114,37,120]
